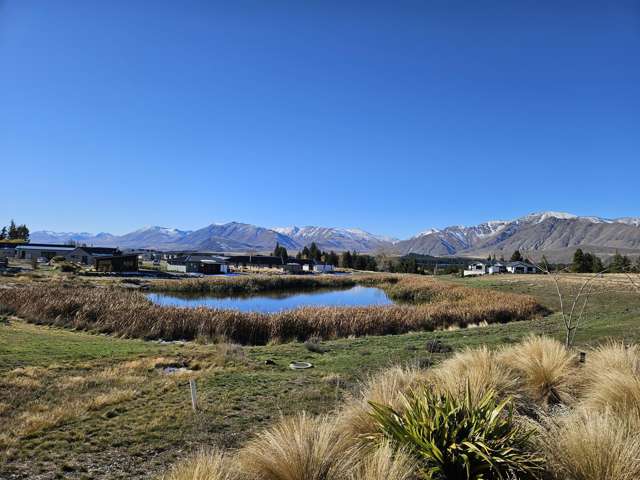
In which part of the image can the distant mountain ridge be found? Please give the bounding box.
[30,222,391,253]
[29,212,640,261]
[394,212,640,261]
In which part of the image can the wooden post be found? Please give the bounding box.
[189,379,198,412]
[579,351,586,364]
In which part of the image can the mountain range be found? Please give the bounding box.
[30,212,640,261]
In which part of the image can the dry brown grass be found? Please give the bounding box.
[578,342,640,415]
[348,441,416,480]
[338,366,429,440]
[429,346,519,403]
[499,336,578,407]
[542,408,640,480]
[161,448,241,480]
[0,275,544,345]
[237,413,357,480]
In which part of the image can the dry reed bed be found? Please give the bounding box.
[0,276,543,344]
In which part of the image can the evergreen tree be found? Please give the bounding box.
[339,250,353,268]
[7,220,18,240]
[309,242,321,261]
[16,225,29,242]
[272,242,288,262]
[301,246,310,259]
[0,227,6,240]
[591,254,604,273]
[610,252,631,273]
[510,250,523,262]
[572,249,585,272]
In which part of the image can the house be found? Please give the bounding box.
[226,255,286,270]
[0,242,17,259]
[506,261,538,274]
[282,263,303,274]
[15,243,76,261]
[463,261,489,277]
[312,263,335,273]
[67,246,121,265]
[167,255,229,274]
[463,260,538,277]
[95,255,139,273]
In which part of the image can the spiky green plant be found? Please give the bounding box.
[369,383,543,480]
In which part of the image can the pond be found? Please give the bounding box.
[147,285,395,313]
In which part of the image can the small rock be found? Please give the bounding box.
[264,359,276,365]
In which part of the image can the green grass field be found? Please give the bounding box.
[1,273,638,479]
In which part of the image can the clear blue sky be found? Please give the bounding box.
[2,1,639,238]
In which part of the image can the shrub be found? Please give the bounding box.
[499,336,577,408]
[304,336,328,353]
[237,413,356,480]
[542,408,640,480]
[369,384,543,480]
[161,448,240,480]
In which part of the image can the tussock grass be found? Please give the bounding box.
[0,275,544,345]
[499,336,578,407]
[430,346,519,403]
[578,342,640,415]
[162,448,241,480]
[348,441,415,480]
[237,413,356,480]
[338,366,429,439]
[542,408,640,480]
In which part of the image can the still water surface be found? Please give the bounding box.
[147,285,394,313]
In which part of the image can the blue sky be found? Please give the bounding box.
[2,1,639,238]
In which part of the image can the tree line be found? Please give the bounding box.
[0,220,30,242]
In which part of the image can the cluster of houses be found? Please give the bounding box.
[0,242,139,272]
[0,242,336,275]
[463,260,539,277]
[164,254,335,275]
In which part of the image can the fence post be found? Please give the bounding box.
[189,379,198,412]
[579,351,586,364]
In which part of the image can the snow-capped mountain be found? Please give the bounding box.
[29,211,640,260]
[273,226,397,252]
[396,212,640,260]
[30,222,396,252]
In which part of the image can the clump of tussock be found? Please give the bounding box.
[304,336,328,354]
[429,346,519,403]
[237,413,356,480]
[578,342,640,415]
[338,366,429,440]
[0,276,543,345]
[499,336,578,408]
[161,448,241,480]
[348,441,415,480]
[542,408,640,480]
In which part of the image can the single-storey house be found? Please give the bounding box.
[282,263,303,274]
[306,263,335,273]
[226,255,286,270]
[15,243,76,261]
[67,246,121,265]
[463,260,538,277]
[506,261,538,274]
[95,254,139,273]
[0,242,17,258]
[167,255,229,274]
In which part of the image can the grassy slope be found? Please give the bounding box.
[1,274,638,479]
